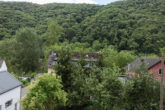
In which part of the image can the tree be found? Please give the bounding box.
[67,65,89,109]
[92,40,102,51]
[69,66,123,110]
[0,28,42,73]
[44,21,63,45]
[15,28,41,73]
[100,46,136,68]
[85,67,123,110]
[21,74,67,110]
[124,71,160,110]
[0,39,16,71]
[55,47,74,90]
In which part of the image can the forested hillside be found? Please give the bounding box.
[77,0,165,53]
[1,0,165,53]
[0,2,100,39]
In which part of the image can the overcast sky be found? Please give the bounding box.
[0,0,119,5]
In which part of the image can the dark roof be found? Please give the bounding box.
[47,51,102,68]
[0,58,3,68]
[125,58,161,70]
[0,71,22,95]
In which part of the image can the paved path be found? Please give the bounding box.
[21,86,29,98]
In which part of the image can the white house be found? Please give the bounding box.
[0,59,22,110]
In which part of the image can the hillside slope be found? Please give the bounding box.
[76,0,165,53]
[0,2,101,39]
[0,0,165,53]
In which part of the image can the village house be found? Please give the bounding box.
[47,51,101,73]
[125,58,165,81]
[0,59,22,110]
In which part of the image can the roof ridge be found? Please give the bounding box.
[0,70,7,73]
[0,71,22,95]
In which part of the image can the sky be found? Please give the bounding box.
[0,0,119,5]
[95,0,119,5]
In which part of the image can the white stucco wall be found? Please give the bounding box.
[0,86,21,110]
[0,61,7,72]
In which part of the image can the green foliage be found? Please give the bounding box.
[69,42,94,53]
[0,28,41,73]
[0,4,36,39]
[70,66,123,110]
[59,54,122,109]
[0,2,100,39]
[1,0,165,53]
[12,28,41,73]
[44,21,63,45]
[85,67,123,110]
[44,48,162,110]
[54,48,122,109]
[17,72,38,87]
[100,46,137,68]
[55,47,74,90]
[0,39,16,71]
[124,73,160,110]
[21,74,67,110]
[76,0,165,53]
[0,1,165,109]
[67,65,88,108]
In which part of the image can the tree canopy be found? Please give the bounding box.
[0,28,41,73]
[0,0,165,53]
[21,74,67,110]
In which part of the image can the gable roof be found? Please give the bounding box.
[125,58,161,70]
[47,51,102,68]
[0,71,22,95]
[0,58,3,68]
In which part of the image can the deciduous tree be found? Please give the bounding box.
[22,74,67,110]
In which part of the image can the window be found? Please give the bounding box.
[159,69,162,75]
[5,100,12,108]
[15,103,17,110]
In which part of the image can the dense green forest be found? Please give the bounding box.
[0,0,165,53]
[78,0,165,53]
[0,2,100,39]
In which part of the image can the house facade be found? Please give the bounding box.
[0,59,22,110]
[47,51,101,73]
[148,61,165,81]
[125,58,165,82]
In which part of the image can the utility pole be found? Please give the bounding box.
[160,56,164,110]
